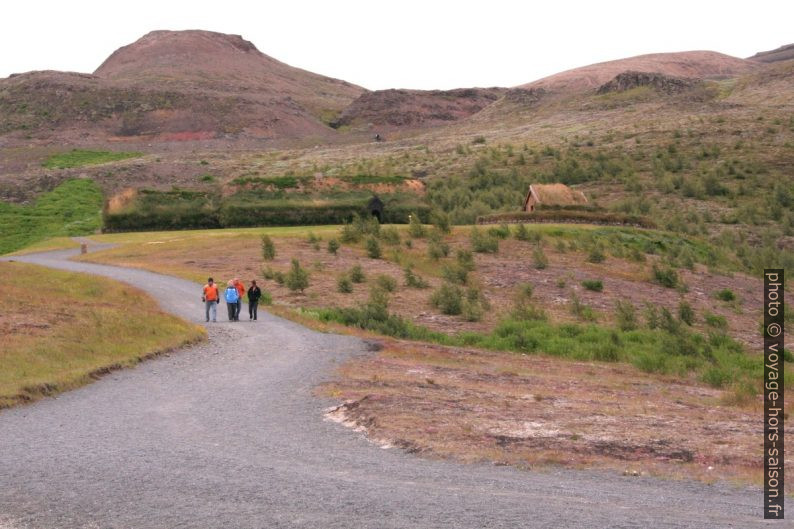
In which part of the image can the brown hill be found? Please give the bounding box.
[94,30,364,117]
[521,51,755,93]
[0,30,368,143]
[748,43,794,64]
[332,88,506,130]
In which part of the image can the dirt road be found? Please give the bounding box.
[0,248,770,528]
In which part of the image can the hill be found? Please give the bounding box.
[0,30,366,144]
[520,51,755,92]
[94,30,364,118]
[748,43,794,63]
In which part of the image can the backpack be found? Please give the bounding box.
[225,286,239,303]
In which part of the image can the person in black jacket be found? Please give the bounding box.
[247,280,262,321]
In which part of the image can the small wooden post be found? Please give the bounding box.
[80,243,87,254]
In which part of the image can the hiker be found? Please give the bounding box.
[247,280,262,321]
[234,278,245,321]
[224,280,240,321]
[202,277,220,322]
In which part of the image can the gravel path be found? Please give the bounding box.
[0,248,771,528]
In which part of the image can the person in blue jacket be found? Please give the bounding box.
[224,280,240,321]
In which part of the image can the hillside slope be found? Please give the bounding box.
[521,51,756,92]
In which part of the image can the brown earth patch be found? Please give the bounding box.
[321,339,785,488]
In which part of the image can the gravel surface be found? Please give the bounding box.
[0,248,772,528]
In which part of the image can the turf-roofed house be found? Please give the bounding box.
[523,183,588,212]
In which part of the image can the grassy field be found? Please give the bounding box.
[0,179,102,255]
[0,261,205,408]
[42,149,142,169]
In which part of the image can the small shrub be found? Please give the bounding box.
[704,311,727,329]
[533,246,548,269]
[430,283,464,315]
[427,232,450,260]
[285,259,309,292]
[678,301,695,326]
[262,266,284,285]
[652,264,679,288]
[260,290,273,305]
[472,136,486,144]
[716,288,736,302]
[471,227,499,253]
[375,274,397,292]
[514,223,530,241]
[659,308,680,334]
[587,246,606,263]
[404,266,429,288]
[582,279,603,292]
[327,238,340,255]
[307,231,321,244]
[349,265,366,283]
[380,226,401,245]
[442,250,476,285]
[408,213,426,238]
[487,223,511,239]
[261,234,276,260]
[644,303,659,329]
[701,367,732,388]
[462,286,489,322]
[366,236,382,259]
[456,249,476,271]
[337,275,353,293]
[615,300,638,331]
[570,294,597,321]
[340,222,361,243]
[512,283,546,320]
[430,210,451,234]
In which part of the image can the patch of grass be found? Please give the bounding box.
[42,149,142,169]
[716,288,736,302]
[0,179,102,255]
[0,262,204,409]
[314,299,763,393]
[652,264,679,288]
[581,279,604,292]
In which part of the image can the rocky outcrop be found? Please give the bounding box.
[597,71,697,95]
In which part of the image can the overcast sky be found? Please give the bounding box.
[2,0,792,90]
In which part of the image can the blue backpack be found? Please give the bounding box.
[225,286,239,303]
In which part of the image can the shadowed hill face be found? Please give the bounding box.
[94,30,365,116]
[520,51,756,93]
[332,88,507,129]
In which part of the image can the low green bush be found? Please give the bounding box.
[285,259,309,292]
[582,279,603,292]
[349,265,366,283]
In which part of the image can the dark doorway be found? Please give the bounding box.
[367,196,384,223]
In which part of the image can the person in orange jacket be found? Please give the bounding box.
[201,277,220,322]
[233,278,245,321]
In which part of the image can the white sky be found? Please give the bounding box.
[2,0,792,90]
